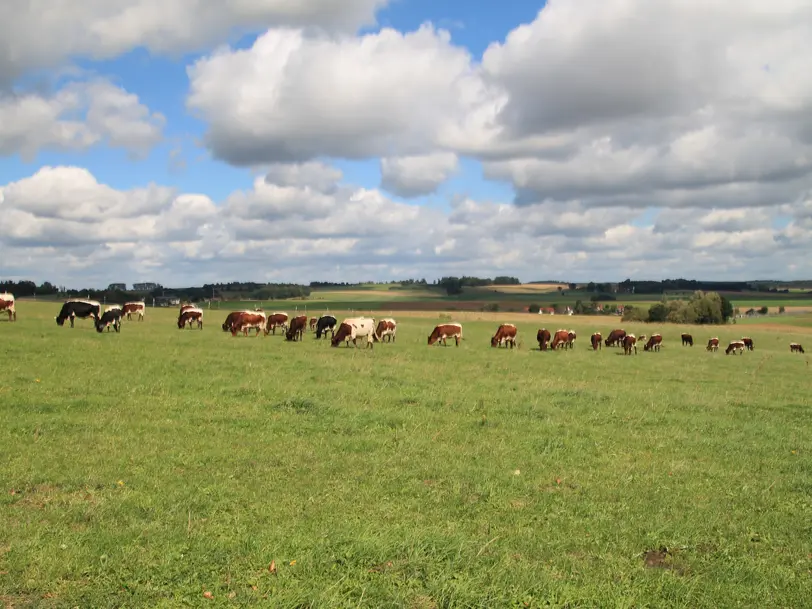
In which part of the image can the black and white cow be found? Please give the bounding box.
[95,306,123,333]
[315,314,338,339]
[55,299,101,327]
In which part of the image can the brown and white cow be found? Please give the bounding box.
[790,342,805,353]
[179,303,196,315]
[177,307,203,329]
[623,333,637,355]
[741,337,754,351]
[331,317,377,348]
[265,312,289,335]
[725,340,745,355]
[551,329,571,350]
[637,334,647,346]
[681,333,693,346]
[428,322,463,346]
[0,292,16,321]
[309,317,318,331]
[491,323,517,348]
[230,311,267,337]
[644,334,663,352]
[285,315,308,341]
[122,301,145,321]
[536,328,551,351]
[567,329,577,348]
[604,329,626,347]
[375,318,397,343]
[706,337,720,352]
[590,332,602,350]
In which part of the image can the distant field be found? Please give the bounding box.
[1,301,810,607]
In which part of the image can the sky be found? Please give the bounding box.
[1,0,811,288]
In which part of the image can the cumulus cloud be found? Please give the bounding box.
[0,0,389,84]
[380,153,459,197]
[0,80,164,159]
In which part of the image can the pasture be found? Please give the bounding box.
[1,302,811,608]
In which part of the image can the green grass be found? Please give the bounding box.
[1,303,811,607]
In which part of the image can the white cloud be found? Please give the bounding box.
[0,0,389,83]
[0,80,164,160]
[380,153,459,197]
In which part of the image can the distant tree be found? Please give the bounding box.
[720,295,734,322]
[779,305,786,314]
[568,283,577,291]
[648,302,669,322]
[759,306,769,315]
[528,303,540,313]
[587,281,596,292]
[622,306,648,322]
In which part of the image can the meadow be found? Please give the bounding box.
[1,301,811,608]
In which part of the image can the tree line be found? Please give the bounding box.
[621,291,735,325]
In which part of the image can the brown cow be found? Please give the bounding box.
[536,328,551,351]
[179,303,196,315]
[551,329,570,350]
[309,317,317,331]
[285,315,308,341]
[623,333,637,355]
[0,292,16,321]
[681,333,693,346]
[644,334,663,352]
[725,340,745,355]
[265,312,289,335]
[590,332,602,350]
[790,342,805,353]
[706,337,719,352]
[230,311,267,337]
[741,337,754,351]
[177,307,203,329]
[567,329,577,349]
[122,301,145,321]
[491,323,517,348]
[375,318,397,342]
[637,334,647,345]
[428,323,463,346]
[604,329,626,347]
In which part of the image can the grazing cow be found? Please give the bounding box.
[567,329,577,348]
[285,315,308,341]
[428,323,463,347]
[706,337,720,352]
[309,317,317,331]
[725,340,745,355]
[122,301,145,321]
[681,333,693,346]
[790,342,805,353]
[177,307,203,329]
[590,332,602,350]
[179,304,196,314]
[623,333,637,355]
[331,317,377,348]
[551,329,571,350]
[95,306,123,333]
[644,334,663,352]
[536,328,551,351]
[56,299,101,327]
[491,323,517,348]
[265,312,289,335]
[741,337,754,351]
[315,315,338,339]
[222,311,247,332]
[604,329,627,347]
[230,311,267,337]
[0,293,17,321]
[375,318,398,343]
[637,334,647,345]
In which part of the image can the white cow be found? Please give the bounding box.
[331,317,377,348]
[0,292,16,321]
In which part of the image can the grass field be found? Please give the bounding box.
[1,302,811,607]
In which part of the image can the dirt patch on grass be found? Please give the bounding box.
[643,547,687,575]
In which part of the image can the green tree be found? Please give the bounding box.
[648,302,669,322]
[759,306,768,315]
[779,305,786,314]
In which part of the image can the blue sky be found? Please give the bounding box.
[0,0,809,286]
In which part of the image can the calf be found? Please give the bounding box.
[725,340,745,355]
[491,323,517,348]
[590,332,602,350]
[331,317,377,348]
[741,337,754,351]
[123,301,145,321]
[266,312,289,335]
[375,318,397,343]
[681,333,693,346]
[551,329,571,350]
[706,337,719,352]
[230,311,267,336]
[95,306,123,333]
[56,299,101,327]
[0,292,16,321]
[623,333,637,355]
[178,307,203,329]
[428,323,463,346]
[790,342,805,353]
[315,315,338,339]
[536,328,551,351]
[604,328,626,347]
[309,317,318,331]
[285,315,308,341]
[644,334,663,352]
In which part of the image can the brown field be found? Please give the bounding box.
[484,283,565,293]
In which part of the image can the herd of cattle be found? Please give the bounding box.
[0,295,807,355]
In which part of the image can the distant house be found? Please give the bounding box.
[107,283,126,291]
[564,306,573,315]
[154,296,180,307]
[133,282,159,291]
[615,305,625,315]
